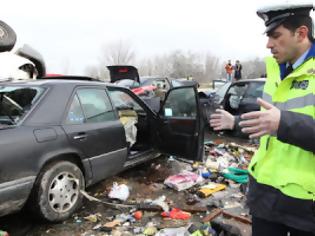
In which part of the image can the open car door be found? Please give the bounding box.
[155,85,204,161]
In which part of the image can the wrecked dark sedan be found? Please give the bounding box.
[0,78,204,222]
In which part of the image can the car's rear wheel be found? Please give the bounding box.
[30,161,85,222]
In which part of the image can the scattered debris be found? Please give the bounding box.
[108,182,130,201]
[161,208,191,220]
[133,211,143,220]
[143,224,158,235]
[150,195,169,212]
[164,171,203,191]
[223,167,249,183]
[24,136,257,236]
[80,190,133,209]
[103,219,122,228]
[155,226,188,236]
[84,213,101,223]
[197,182,226,198]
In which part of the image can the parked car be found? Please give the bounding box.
[198,79,227,100]
[140,76,172,91]
[107,66,162,111]
[209,78,266,138]
[211,79,227,91]
[211,81,233,109]
[0,77,204,222]
[197,81,231,125]
[221,78,266,115]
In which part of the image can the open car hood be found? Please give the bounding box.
[107,65,140,83]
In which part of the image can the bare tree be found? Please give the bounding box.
[60,57,71,75]
[137,50,220,84]
[137,54,173,77]
[152,54,173,76]
[241,57,266,79]
[100,40,135,65]
[87,42,222,83]
[84,65,100,79]
[204,53,220,82]
[83,40,136,80]
[168,50,202,79]
[138,58,154,76]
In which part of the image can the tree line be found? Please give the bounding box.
[84,40,266,84]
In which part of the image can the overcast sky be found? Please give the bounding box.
[2,0,315,74]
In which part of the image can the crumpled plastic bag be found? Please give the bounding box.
[108,182,130,201]
[164,171,203,191]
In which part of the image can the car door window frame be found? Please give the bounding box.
[243,82,264,99]
[159,86,198,119]
[64,86,117,125]
[107,86,156,116]
[65,93,85,125]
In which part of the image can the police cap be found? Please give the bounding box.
[257,2,314,34]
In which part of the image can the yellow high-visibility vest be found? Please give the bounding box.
[248,56,315,200]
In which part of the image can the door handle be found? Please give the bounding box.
[73,133,87,140]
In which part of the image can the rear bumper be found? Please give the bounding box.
[0,176,36,217]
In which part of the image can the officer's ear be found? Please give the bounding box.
[296,25,309,41]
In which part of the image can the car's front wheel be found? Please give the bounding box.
[30,161,85,222]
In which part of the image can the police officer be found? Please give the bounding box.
[210,2,315,235]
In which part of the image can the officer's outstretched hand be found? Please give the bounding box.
[210,109,235,130]
[239,98,281,138]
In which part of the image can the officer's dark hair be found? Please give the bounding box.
[282,15,314,42]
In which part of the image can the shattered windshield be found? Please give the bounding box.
[0,86,44,126]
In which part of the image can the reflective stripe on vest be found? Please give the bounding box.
[262,92,272,104]
[263,92,315,110]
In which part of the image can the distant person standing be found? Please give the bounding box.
[234,60,242,81]
[224,60,233,82]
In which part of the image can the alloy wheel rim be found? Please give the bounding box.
[48,171,79,213]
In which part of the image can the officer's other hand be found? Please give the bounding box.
[209,109,235,130]
[239,98,280,138]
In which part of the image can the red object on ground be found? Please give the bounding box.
[133,210,143,220]
[161,208,191,220]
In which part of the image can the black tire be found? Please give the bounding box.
[0,20,17,52]
[30,161,85,222]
